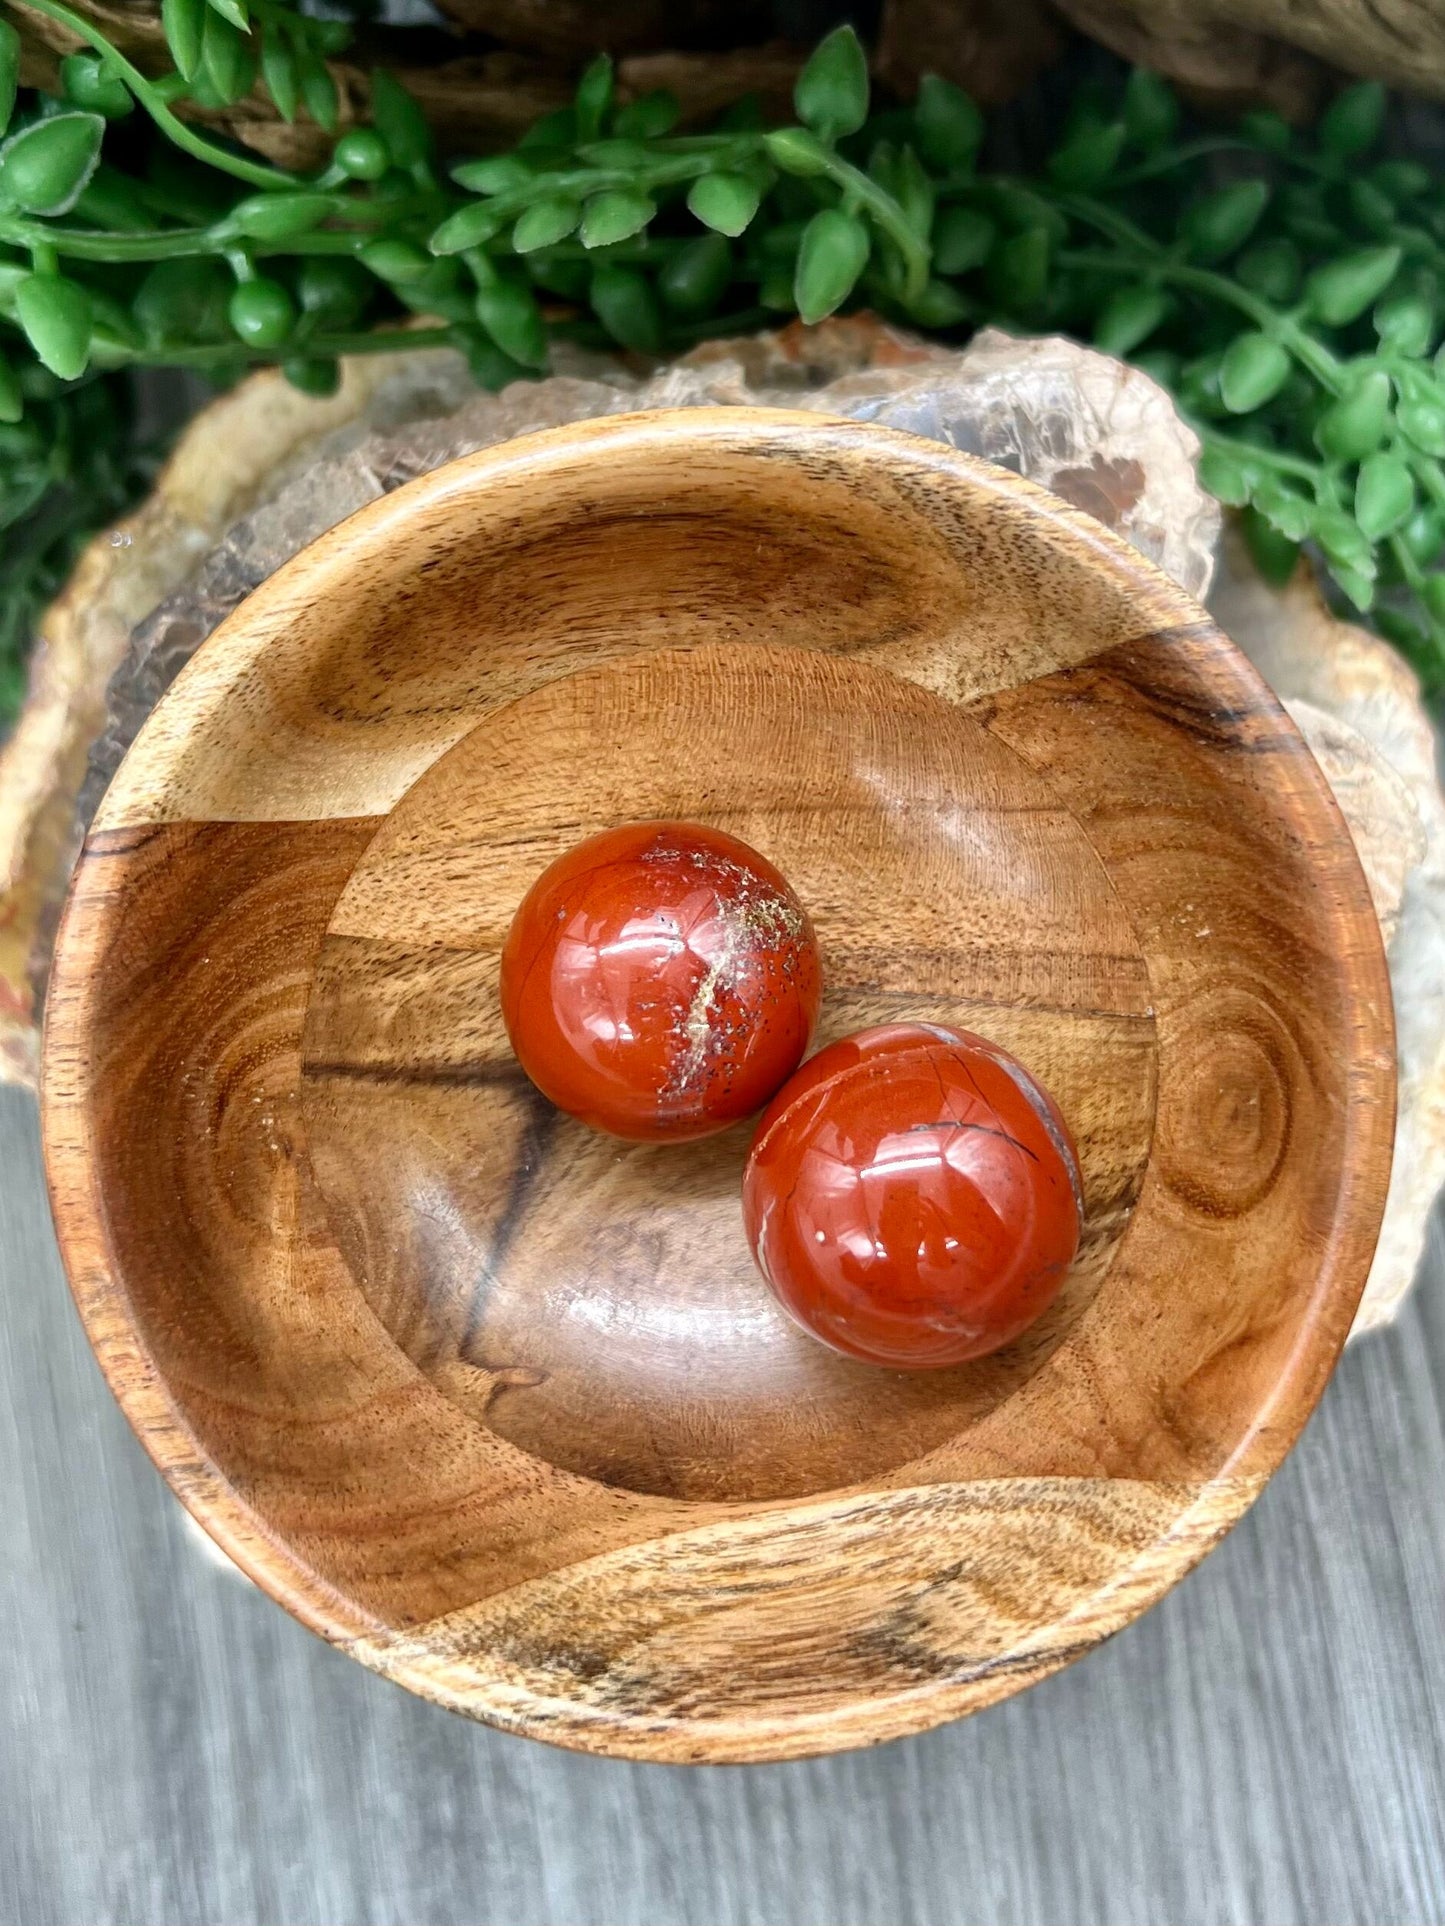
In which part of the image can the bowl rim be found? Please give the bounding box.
[40,406,1396,1762]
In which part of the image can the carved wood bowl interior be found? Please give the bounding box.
[42,409,1396,1763]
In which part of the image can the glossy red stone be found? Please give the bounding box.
[501,821,822,1141]
[742,1023,1082,1368]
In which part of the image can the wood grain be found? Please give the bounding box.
[40,409,1395,1761]
[301,644,1155,1503]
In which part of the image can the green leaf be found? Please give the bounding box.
[794,207,869,324]
[72,164,151,231]
[512,197,581,253]
[371,70,432,169]
[589,262,661,354]
[85,285,141,353]
[299,56,338,133]
[206,0,250,31]
[1398,504,1444,565]
[1252,479,1315,542]
[1242,506,1300,584]
[687,171,761,238]
[1122,68,1179,152]
[758,267,795,311]
[658,232,733,316]
[613,91,678,140]
[931,206,994,276]
[201,10,255,107]
[574,53,614,143]
[1320,81,1386,159]
[1219,332,1291,413]
[0,20,20,141]
[60,53,133,119]
[1305,246,1402,326]
[1182,179,1270,262]
[893,145,935,240]
[866,134,899,199]
[360,237,433,283]
[913,74,983,172]
[455,330,528,392]
[904,278,972,327]
[1355,452,1415,539]
[15,273,92,380]
[518,107,575,153]
[715,93,764,133]
[579,188,656,249]
[452,154,534,195]
[0,112,104,217]
[282,356,340,398]
[1236,239,1302,304]
[1239,110,1291,154]
[758,220,805,265]
[794,25,869,139]
[227,274,294,348]
[259,25,297,122]
[764,127,831,178]
[1315,506,1377,577]
[1092,284,1171,357]
[1372,159,1430,202]
[986,225,1050,312]
[988,183,1067,243]
[296,256,371,325]
[429,201,506,255]
[161,0,206,83]
[1315,369,1393,461]
[1196,445,1254,508]
[334,128,389,181]
[1047,121,1126,192]
[228,189,333,239]
[0,350,22,425]
[397,258,464,317]
[1397,389,1445,457]
[1328,561,1376,612]
[1375,292,1434,357]
[525,252,588,301]
[133,257,232,344]
[575,138,650,168]
[1348,178,1395,235]
[1278,183,1336,249]
[1424,574,1445,623]
[474,278,547,369]
[1132,348,1180,391]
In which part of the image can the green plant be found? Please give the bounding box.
[4,12,1445,717]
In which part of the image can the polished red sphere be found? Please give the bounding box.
[500,821,822,1141]
[743,1023,1082,1368]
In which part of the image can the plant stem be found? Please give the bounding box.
[1060,244,1345,391]
[121,324,456,367]
[818,153,929,299]
[1110,138,1257,188]
[1197,423,1323,485]
[0,218,371,261]
[1391,532,1427,590]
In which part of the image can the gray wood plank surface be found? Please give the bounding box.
[3,1079,1443,1926]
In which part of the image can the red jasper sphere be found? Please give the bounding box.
[501,821,822,1141]
[742,1023,1082,1368]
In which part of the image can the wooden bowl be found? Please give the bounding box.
[42,409,1395,1763]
